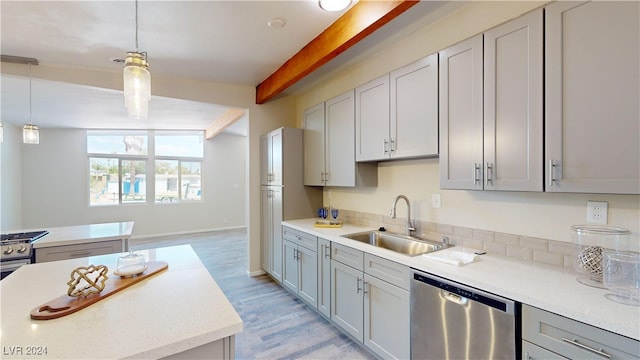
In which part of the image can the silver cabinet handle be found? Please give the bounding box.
[561,338,611,359]
[390,138,396,153]
[324,244,330,259]
[363,281,368,294]
[473,163,481,185]
[293,248,298,261]
[356,277,362,294]
[69,251,92,258]
[485,162,493,185]
[549,160,559,186]
[383,139,389,154]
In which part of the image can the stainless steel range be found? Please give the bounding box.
[1,230,49,279]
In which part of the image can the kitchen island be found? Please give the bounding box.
[1,244,243,359]
[32,221,134,262]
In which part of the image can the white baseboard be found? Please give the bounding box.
[247,269,266,277]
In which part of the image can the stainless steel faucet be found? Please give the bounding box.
[390,194,415,236]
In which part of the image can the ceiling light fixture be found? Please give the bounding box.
[123,0,150,119]
[318,0,352,12]
[23,62,39,144]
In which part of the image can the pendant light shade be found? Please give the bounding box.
[123,51,150,119]
[318,0,352,12]
[123,0,150,119]
[0,122,4,143]
[23,124,39,144]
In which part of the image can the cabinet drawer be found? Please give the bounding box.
[522,305,639,359]
[35,240,125,263]
[364,253,409,290]
[522,340,566,359]
[332,243,363,271]
[282,226,316,251]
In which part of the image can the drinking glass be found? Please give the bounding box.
[331,208,339,222]
[603,251,640,306]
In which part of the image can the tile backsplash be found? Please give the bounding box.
[339,209,575,269]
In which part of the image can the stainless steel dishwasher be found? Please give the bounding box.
[411,269,519,359]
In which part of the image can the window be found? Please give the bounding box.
[88,130,203,206]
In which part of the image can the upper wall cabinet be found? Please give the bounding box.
[304,90,378,187]
[260,129,283,186]
[545,1,639,194]
[439,9,543,191]
[355,54,439,162]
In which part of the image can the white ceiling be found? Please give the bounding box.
[0,0,355,133]
[0,1,455,133]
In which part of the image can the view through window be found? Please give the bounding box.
[88,131,203,206]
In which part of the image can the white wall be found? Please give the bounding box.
[0,123,23,230]
[297,1,640,242]
[17,128,247,236]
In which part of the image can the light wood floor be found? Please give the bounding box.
[131,229,375,360]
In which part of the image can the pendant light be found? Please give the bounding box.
[23,62,39,144]
[123,0,150,119]
[318,0,352,12]
[0,123,4,143]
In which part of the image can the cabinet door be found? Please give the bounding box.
[260,187,272,274]
[303,103,326,186]
[297,245,318,308]
[331,260,364,342]
[271,187,283,282]
[260,135,270,186]
[390,54,439,159]
[355,75,390,161]
[282,240,298,292]
[484,9,543,191]
[439,34,484,189]
[364,274,410,360]
[269,130,283,186]
[522,341,567,360]
[317,238,332,318]
[326,90,357,186]
[545,1,640,194]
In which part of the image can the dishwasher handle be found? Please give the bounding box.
[412,270,516,314]
[441,290,469,306]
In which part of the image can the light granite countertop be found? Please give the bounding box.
[30,221,135,249]
[0,244,243,359]
[283,218,640,341]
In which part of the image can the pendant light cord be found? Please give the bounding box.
[29,62,32,122]
[135,0,139,52]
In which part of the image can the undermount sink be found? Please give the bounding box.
[341,230,451,256]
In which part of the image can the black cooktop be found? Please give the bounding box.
[1,230,49,242]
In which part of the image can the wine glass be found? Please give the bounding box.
[331,208,339,223]
[318,207,328,223]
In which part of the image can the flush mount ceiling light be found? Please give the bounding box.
[318,0,352,12]
[123,0,150,119]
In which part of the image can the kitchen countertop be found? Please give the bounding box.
[283,218,640,341]
[0,244,243,359]
[29,221,135,249]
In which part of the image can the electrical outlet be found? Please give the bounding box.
[587,201,608,224]
[431,194,441,209]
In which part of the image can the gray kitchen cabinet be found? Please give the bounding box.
[282,237,318,308]
[522,341,567,360]
[545,1,640,194]
[356,55,439,162]
[522,304,640,359]
[317,237,332,318]
[440,8,543,191]
[260,129,282,186]
[355,74,390,162]
[331,243,410,359]
[35,239,124,263]
[303,90,377,187]
[261,186,283,282]
[260,128,322,281]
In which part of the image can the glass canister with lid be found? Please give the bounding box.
[571,225,631,288]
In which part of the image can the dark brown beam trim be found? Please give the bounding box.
[255,0,419,104]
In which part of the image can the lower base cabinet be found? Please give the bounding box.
[522,304,639,359]
[317,237,332,318]
[35,239,125,263]
[330,243,410,359]
[282,228,318,308]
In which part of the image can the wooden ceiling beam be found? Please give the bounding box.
[205,108,246,139]
[255,0,419,104]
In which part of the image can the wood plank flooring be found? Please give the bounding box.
[131,229,375,360]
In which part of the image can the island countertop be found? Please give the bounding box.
[0,244,243,359]
[30,221,135,249]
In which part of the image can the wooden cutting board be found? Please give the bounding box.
[30,261,168,320]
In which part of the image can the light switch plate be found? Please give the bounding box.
[587,201,608,224]
[431,194,441,209]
